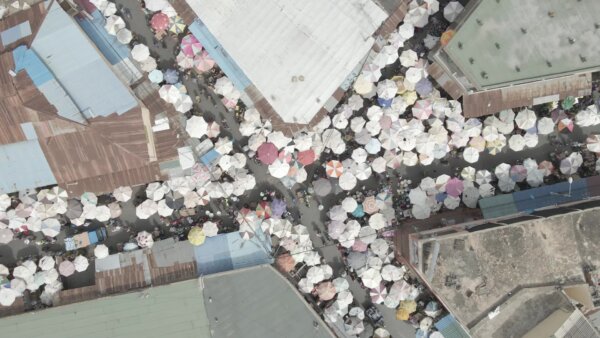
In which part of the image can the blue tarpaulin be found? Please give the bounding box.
[193,229,272,276]
[13,45,53,86]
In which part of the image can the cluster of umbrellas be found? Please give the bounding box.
[147,1,185,34]
[0,254,91,307]
[135,160,256,220]
[0,186,122,239]
[90,0,133,44]
[176,34,216,73]
[158,83,193,113]
[212,76,240,109]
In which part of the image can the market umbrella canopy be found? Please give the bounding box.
[560,152,583,175]
[116,27,132,44]
[131,44,150,62]
[515,109,537,130]
[444,1,464,22]
[41,218,61,237]
[537,117,555,135]
[338,172,357,191]
[38,256,55,271]
[316,281,336,301]
[381,264,404,282]
[113,186,132,202]
[136,199,158,219]
[180,34,203,56]
[59,261,75,277]
[104,15,125,35]
[325,160,344,178]
[73,255,89,272]
[0,228,12,244]
[94,244,109,259]
[257,142,278,164]
[462,186,480,208]
[0,288,17,306]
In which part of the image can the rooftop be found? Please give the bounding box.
[202,265,335,338]
[185,0,387,124]
[420,207,600,336]
[444,0,600,89]
[0,279,211,338]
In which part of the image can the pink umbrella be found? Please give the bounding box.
[445,178,464,197]
[412,100,432,120]
[180,34,203,57]
[150,12,169,32]
[257,142,278,164]
[510,165,527,182]
[297,149,316,166]
[194,51,215,73]
[352,239,368,252]
[221,97,237,109]
[370,283,388,304]
[59,260,75,277]
[317,281,336,301]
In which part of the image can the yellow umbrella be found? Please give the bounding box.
[402,90,418,105]
[396,300,417,320]
[353,74,374,95]
[188,226,206,246]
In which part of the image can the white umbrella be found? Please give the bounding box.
[94,244,109,259]
[495,163,511,180]
[527,169,545,187]
[202,221,219,237]
[399,50,418,68]
[537,117,555,135]
[298,278,314,293]
[131,44,150,62]
[0,228,12,244]
[157,200,174,217]
[443,1,464,22]
[368,213,386,230]
[358,226,377,244]
[214,77,234,96]
[140,56,157,72]
[333,277,349,292]
[371,157,387,173]
[41,218,60,237]
[381,264,404,282]
[104,15,125,35]
[560,153,583,175]
[361,268,383,288]
[576,105,600,127]
[462,186,480,208]
[370,239,389,257]
[73,255,89,272]
[94,205,111,222]
[524,132,538,148]
[136,231,154,248]
[479,183,495,197]
[136,199,158,219]
[411,204,431,219]
[463,147,479,163]
[342,197,358,213]
[351,148,368,163]
[307,266,325,284]
[475,170,493,185]
[116,28,132,44]
[361,63,382,82]
[498,178,516,192]
[461,167,476,181]
[338,172,357,191]
[405,67,423,84]
[113,186,132,202]
[268,159,290,179]
[515,109,537,130]
[38,256,55,271]
[0,288,17,306]
[443,196,460,210]
[508,134,526,151]
[377,79,398,100]
[397,22,414,40]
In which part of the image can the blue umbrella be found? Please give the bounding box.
[415,78,433,97]
[271,199,286,217]
[148,69,163,83]
[435,192,447,203]
[352,204,365,218]
[164,69,179,84]
[377,97,393,108]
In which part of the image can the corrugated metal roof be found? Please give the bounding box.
[187,0,387,124]
[0,140,56,193]
[31,2,137,118]
[0,280,211,338]
[202,265,335,338]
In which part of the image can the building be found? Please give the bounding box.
[0,264,333,338]
[409,205,600,338]
[428,0,597,117]
[0,0,183,195]
[173,0,409,134]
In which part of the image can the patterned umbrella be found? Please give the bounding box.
[255,201,272,219]
[180,34,202,57]
[326,160,344,178]
[169,16,186,34]
[193,52,215,72]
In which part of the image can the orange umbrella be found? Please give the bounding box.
[316,281,336,301]
[276,254,296,272]
[325,160,344,178]
[440,30,455,46]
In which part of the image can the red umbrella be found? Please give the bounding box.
[297,149,316,166]
[257,142,278,164]
[150,12,169,32]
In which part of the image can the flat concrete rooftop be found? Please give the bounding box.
[445,0,600,89]
[422,207,600,331]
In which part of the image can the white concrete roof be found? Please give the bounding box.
[188,0,387,123]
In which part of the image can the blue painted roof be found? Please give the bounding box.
[1,20,32,47]
[0,140,56,193]
[193,228,272,276]
[189,19,251,90]
[31,3,137,118]
[13,45,53,86]
[434,314,471,338]
[75,10,130,66]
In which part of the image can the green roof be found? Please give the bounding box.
[0,280,210,338]
[445,0,600,89]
